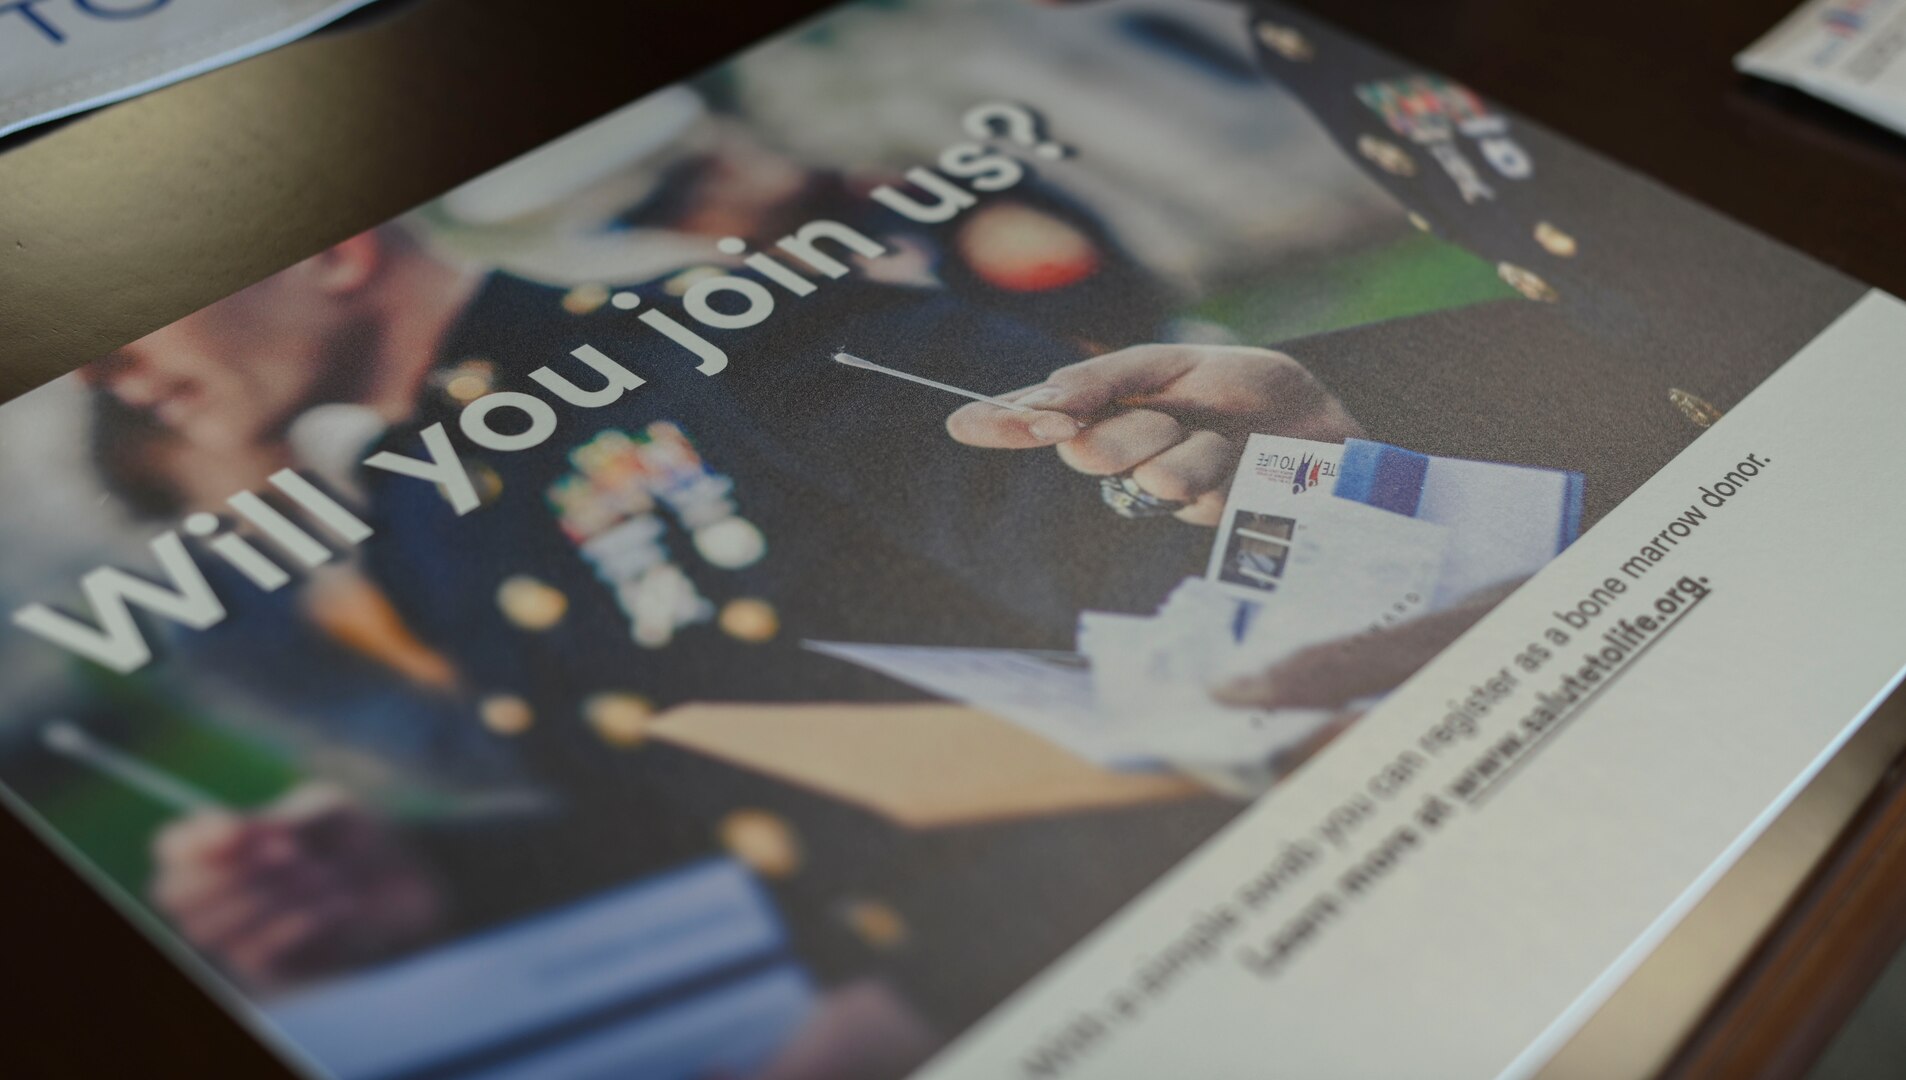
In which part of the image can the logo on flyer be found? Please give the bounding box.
[1251,449,1335,494]
[1822,0,1885,35]
[1293,454,1321,494]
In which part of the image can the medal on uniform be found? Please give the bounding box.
[1354,75,1533,205]
[547,423,771,649]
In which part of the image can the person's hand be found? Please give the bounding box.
[149,784,442,992]
[1214,580,1525,711]
[946,344,1362,525]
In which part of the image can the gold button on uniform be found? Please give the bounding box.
[1358,135,1417,178]
[584,692,655,747]
[1256,22,1315,62]
[718,598,779,643]
[839,898,910,951]
[438,359,497,404]
[497,575,569,631]
[1497,262,1559,303]
[562,284,610,316]
[470,463,506,507]
[1533,221,1578,258]
[719,809,802,879]
[480,695,535,736]
[664,266,725,297]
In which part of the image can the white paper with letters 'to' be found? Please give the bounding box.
[0,0,379,140]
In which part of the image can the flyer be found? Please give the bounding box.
[0,0,380,140]
[2,2,1903,1077]
[1738,0,1906,136]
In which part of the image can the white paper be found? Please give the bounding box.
[801,641,1141,765]
[1404,453,1574,607]
[809,594,1341,786]
[0,0,381,140]
[1231,497,1451,668]
[1205,433,1346,587]
[1079,580,1336,776]
[1737,0,1906,136]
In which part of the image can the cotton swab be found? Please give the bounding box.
[42,719,224,813]
[833,350,1037,413]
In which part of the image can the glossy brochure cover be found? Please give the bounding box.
[1,2,1901,1078]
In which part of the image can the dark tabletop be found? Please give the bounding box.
[0,0,1902,1075]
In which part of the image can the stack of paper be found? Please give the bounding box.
[810,434,1582,797]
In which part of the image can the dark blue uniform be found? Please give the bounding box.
[354,269,1231,1031]
[216,1,1868,1037]
[1242,0,1862,525]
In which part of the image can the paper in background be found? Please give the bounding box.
[1737,0,1906,137]
[0,0,380,140]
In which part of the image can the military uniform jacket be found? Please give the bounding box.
[1243,0,1862,524]
[352,270,1231,1031]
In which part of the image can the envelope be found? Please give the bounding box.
[649,702,1200,828]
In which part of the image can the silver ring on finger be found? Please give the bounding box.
[1099,472,1189,519]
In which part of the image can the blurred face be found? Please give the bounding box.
[89,237,381,452]
[665,129,815,240]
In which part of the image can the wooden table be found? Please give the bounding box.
[1,0,1902,1075]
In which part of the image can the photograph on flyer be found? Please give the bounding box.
[0,1,1866,1078]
